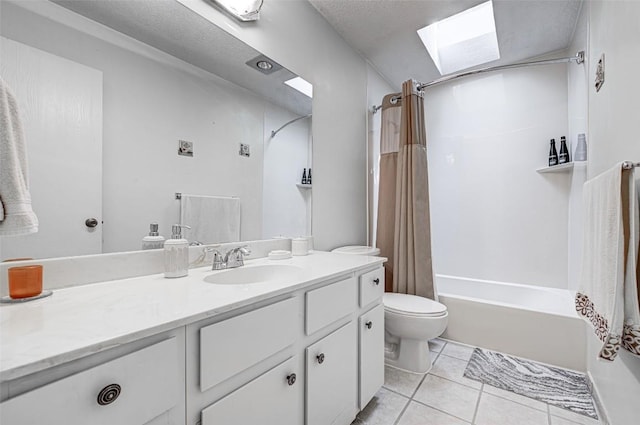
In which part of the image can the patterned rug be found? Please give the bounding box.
[464,348,598,419]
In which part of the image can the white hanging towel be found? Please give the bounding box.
[576,163,640,361]
[180,194,240,244]
[0,76,38,236]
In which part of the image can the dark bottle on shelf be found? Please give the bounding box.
[548,139,559,166]
[301,168,308,184]
[307,168,312,185]
[558,136,570,164]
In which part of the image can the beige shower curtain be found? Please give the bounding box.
[376,79,436,299]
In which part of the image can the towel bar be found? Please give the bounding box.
[622,161,639,170]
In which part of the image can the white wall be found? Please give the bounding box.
[262,109,311,239]
[581,1,640,423]
[425,65,570,288]
[566,1,589,292]
[177,0,369,251]
[366,64,396,246]
[1,1,319,253]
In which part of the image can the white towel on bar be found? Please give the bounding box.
[576,163,640,361]
[0,76,38,236]
[180,194,240,244]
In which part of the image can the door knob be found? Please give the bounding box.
[316,353,325,364]
[85,218,99,228]
[373,278,380,285]
[97,383,121,405]
[365,321,373,329]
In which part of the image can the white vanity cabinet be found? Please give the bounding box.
[0,334,185,425]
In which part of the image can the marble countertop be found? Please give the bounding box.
[0,251,384,382]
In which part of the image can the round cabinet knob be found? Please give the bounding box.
[365,321,373,330]
[85,218,99,228]
[97,383,121,406]
[373,278,380,285]
[286,373,297,386]
[316,353,325,364]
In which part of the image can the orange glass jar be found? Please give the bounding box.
[8,265,43,299]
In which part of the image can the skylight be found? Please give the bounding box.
[284,77,313,98]
[417,1,500,75]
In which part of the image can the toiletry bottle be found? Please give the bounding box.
[164,224,190,278]
[548,139,559,166]
[575,133,587,161]
[558,136,570,164]
[307,168,312,185]
[301,168,308,184]
[142,222,165,250]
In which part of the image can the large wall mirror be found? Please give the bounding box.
[0,0,313,260]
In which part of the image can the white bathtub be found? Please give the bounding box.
[437,274,586,371]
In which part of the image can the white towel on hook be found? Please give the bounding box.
[576,163,640,361]
[0,76,38,236]
[180,194,240,244]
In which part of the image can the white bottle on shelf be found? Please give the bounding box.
[142,222,165,250]
[164,224,190,278]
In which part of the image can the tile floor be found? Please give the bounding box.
[352,339,603,425]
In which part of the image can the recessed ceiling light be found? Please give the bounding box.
[211,0,263,22]
[417,1,500,75]
[256,60,273,70]
[284,77,313,98]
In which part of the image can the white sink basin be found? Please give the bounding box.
[203,264,304,285]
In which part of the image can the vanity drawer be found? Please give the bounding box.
[306,277,357,335]
[359,268,384,307]
[0,337,180,425]
[200,297,298,392]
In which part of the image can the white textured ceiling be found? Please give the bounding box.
[308,0,583,88]
[52,0,312,115]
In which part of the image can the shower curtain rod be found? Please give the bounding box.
[270,114,312,138]
[372,51,585,113]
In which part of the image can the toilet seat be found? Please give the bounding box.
[383,293,447,317]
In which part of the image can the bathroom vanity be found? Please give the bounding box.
[0,252,385,425]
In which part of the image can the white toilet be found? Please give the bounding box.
[331,245,448,373]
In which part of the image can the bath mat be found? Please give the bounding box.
[464,348,598,419]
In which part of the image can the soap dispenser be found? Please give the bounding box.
[142,222,165,250]
[164,224,190,278]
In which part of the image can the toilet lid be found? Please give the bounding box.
[383,293,447,317]
[331,245,381,256]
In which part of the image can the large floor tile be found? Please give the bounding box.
[441,341,476,361]
[429,338,446,353]
[475,393,549,425]
[383,365,425,397]
[549,405,601,425]
[396,401,471,425]
[354,387,409,425]
[412,374,480,422]
[483,384,548,412]
[430,354,482,389]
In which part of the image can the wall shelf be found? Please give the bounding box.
[536,162,578,174]
[296,183,312,189]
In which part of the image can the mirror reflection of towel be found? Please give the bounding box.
[180,195,240,244]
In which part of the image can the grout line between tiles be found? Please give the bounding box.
[471,383,484,424]
[409,397,473,424]
[381,385,415,400]
[392,396,412,425]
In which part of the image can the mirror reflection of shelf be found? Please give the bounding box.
[536,161,586,174]
[296,183,312,189]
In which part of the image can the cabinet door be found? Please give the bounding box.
[359,304,385,409]
[201,357,301,425]
[306,321,357,425]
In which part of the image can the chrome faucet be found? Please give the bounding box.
[211,245,251,270]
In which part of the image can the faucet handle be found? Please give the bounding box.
[211,249,225,270]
